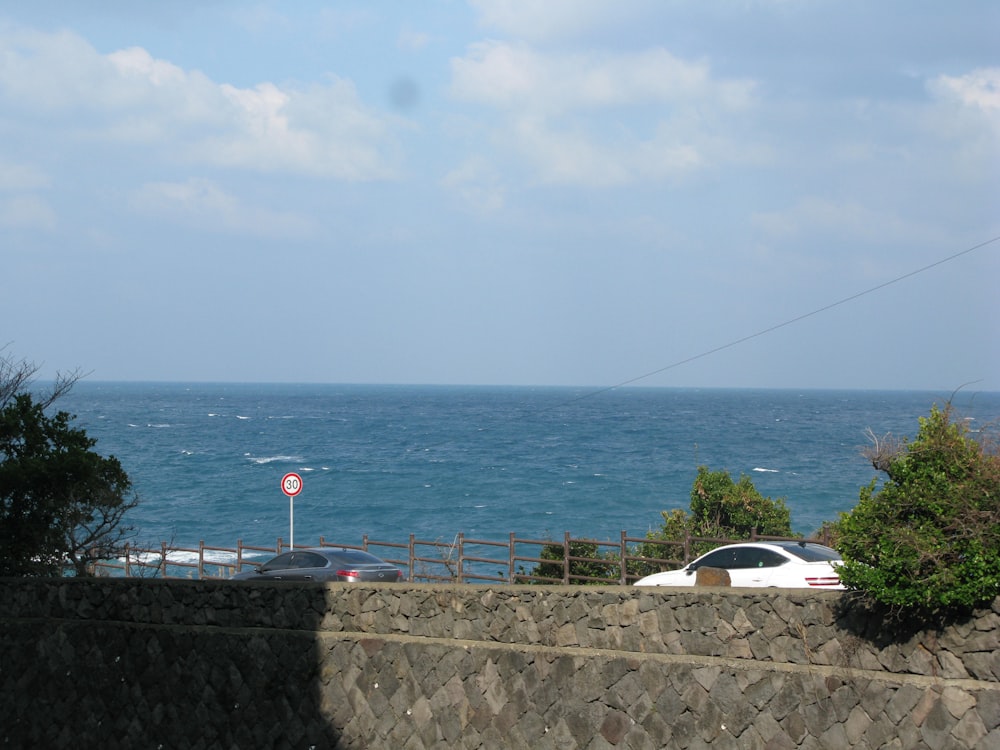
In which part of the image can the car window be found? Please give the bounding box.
[261,552,295,572]
[762,550,788,567]
[327,549,385,565]
[693,548,739,570]
[727,548,787,569]
[297,552,329,569]
[731,548,762,569]
[774,543,842,562]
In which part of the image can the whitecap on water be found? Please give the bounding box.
[247,455,303,465]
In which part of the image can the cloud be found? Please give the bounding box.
[441,156,506,213]
[449,41,755,185]
[0,160,49,191]
[0,158,53,229]
[750,197,936,254]
[915,67,1000,180]
[132,178,316,238]
[931,67,1000,113]
[398,28,432,52]
[0,25,402,180]
[0,194,56,230]
[451,42,752,114]
[469,0,645,42]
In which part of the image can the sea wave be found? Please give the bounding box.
[246,454,304,465]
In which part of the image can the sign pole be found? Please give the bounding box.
[281,472,303,550]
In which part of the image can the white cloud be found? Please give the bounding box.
[0,160,49,191]
[0,194,56,230]
[451,42,752,115]
[931,67,1000,113]
[469,0,642,41]
[398,28,432,52]
[919,67,1000,180]
[750,197,932,248]
[449,41,754,185]
[132,178,316,238]
[0,157,53,229]
[0,25,401,180]
[441,155,506,213]
[202,76,397,179]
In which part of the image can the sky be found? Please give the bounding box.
[2,1,998,391]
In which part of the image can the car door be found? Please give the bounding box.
[257,552,296,580]
[290,551,331,581]
[732,548,788,587]
[687,548,740,583]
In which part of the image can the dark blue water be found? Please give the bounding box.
[59,383,998,553]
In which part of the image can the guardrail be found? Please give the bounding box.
[89,528,834,585]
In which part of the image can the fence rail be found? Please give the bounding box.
[89,528,835,585]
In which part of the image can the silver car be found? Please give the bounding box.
[232,547,404,583]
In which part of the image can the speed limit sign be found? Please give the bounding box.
[281,472,303,497]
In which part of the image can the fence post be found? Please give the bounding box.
[456,532,465,584]
[409,534,416,582]
[124,543,131,577]
[362,534,369,551]
[198,541,205,580]
[620,530,627,585]
[683,531,691,564]
[509,532,516,584]
[563,531,571,585]
[160,541,168,577]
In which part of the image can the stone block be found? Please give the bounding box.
[977,689,1000,731]
[941,686,977,720]
[952,710,988,748]
[695,567,731,587]
[920,698,959,749]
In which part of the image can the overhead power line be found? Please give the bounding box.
[586,234,1000,398]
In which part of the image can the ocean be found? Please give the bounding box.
[59,383,999,555]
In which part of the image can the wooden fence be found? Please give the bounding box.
[91,528,835,585]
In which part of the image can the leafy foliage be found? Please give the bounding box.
[835,404,1000,612]
[634,466,795,568]
[0,354,138,576]
[524,540,618,584]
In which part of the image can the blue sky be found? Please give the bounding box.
[2,1,998,390]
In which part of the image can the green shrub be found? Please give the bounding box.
[835,404,1000,612]
[525,541,618,584]
[634,466,795,569]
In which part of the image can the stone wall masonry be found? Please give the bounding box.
[1,578,998,749]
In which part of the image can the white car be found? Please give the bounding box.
[633,541,845,589]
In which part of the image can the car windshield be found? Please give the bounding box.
[772,542,842,562]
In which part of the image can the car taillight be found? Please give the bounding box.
[336,569,360,578]
[805,576,842,587]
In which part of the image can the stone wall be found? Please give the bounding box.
[1,578,998,749]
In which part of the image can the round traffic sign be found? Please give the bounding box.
[281,472,303,497]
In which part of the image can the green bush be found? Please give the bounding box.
[524,541,618,584]
[634,466,795,569]
[835,404,1000,612]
